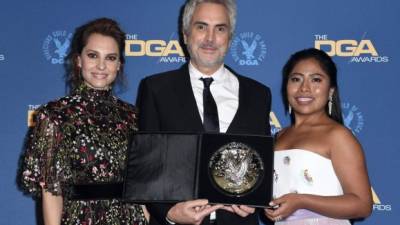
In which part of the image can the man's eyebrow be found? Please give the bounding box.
[193,21,208,26]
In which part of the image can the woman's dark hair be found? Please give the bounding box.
[65,17,126,92]
[281,48,343,124]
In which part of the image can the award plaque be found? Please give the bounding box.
[123,132,273,207]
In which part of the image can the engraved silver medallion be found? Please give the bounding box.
[209,142,264,195]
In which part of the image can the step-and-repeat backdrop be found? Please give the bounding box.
[0,1,398,224]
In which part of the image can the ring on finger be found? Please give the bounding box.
[275,215,283,221]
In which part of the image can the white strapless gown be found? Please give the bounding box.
[273,149,351,225]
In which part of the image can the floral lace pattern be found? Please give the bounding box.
[21,85,146,224]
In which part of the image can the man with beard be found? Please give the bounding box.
[136,1,272,225]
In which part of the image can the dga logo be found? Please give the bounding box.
[231,32,267,66]
[341,102,364,134]
[43,31,72,64]
[314,34,389,63]
[27,105,40,127]
[269,111,282,135]
[372,187,392,211]
[125,33,186,63]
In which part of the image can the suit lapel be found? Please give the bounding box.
[172,65,204,131]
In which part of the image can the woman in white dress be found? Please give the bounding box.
[264,48,372,224]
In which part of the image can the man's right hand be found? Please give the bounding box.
[166,199,223,225]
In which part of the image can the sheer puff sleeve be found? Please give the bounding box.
[21,105,70,197]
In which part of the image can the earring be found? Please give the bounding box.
[288,105,292,114]
[328,95,333,116]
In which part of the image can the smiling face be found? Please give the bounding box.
[184,2,230,75]
[287,58,334,116]
[77,33,121,90]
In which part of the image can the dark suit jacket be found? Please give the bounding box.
[136,64,272,225]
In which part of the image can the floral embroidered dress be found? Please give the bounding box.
[273,149,350,225]
[22,85,147,225]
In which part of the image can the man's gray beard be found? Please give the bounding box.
[187,45,226,69]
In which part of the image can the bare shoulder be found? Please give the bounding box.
[328,123,364,158]
[274,127,290,148]
[329,124,359,145]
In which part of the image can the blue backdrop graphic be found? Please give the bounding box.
[0,1,398,224]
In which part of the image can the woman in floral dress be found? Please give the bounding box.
[21,18,147,225]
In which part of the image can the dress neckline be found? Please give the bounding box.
[72,84,113,100]
[275,149,331,161]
